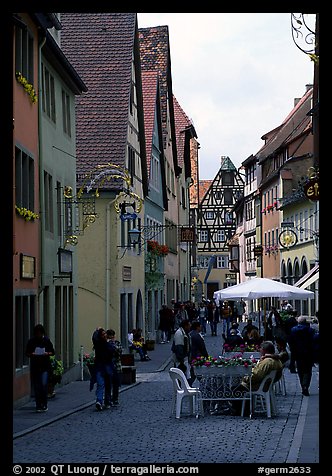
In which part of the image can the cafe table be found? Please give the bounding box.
[195,364,253,417]
[223,351,261,359]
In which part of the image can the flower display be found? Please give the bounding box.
[15,205,39,221]
[49,356,64,384]
[132,340,143,348]
[222,343,261,353]
[15,72,38,103]
[191,354,257,368]
[82,352,95,366]
[147,240,169,257]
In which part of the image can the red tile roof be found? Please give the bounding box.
[198,180,212,204]
[59,13,138,183]
[257,87,313,163]
[139,26,178,171]
[141,70,158,176]
[173,95,192,168]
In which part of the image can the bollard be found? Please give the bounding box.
[80,345,84,381]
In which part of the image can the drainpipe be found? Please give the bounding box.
[105,197,118,329]
[38,33,47,318]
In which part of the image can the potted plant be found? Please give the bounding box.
[145,332,155,351]
[48,356,64,398]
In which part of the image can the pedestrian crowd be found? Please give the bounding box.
[25,297,318,414]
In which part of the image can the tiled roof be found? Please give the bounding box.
[139,26,169,129]
[59,13,137,182]
[139,26,178,170]
[173,95,192,168]
[198,180,212,204]
[257,87,313,163]
[141,70,158,176]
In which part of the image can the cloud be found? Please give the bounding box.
[138,13,315,179]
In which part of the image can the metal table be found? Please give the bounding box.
[195,365,253,417]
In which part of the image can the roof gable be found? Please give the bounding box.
[139,26,178,172]
[60,13,140,182]
[257,87,313,163]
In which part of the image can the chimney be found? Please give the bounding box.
[294,98,301,107]
[305,83,313,92]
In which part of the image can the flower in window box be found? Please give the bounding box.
[147,240,169,257]
[15,205,39,222]
[15,72,38,104]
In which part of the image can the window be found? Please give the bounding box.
[127,145,135,186]
[200,230,209,242]
[225,211,233,224]
[62,89,71,136]
[15,294,36,370]
[150,154,159,190]
[42,63,56,122]
[205,211,214,220]
[198,256,210,268]
[181,186,186,209]
[130,82,134,115]
[222,172,234,186]
[15,25,34,83]
[15,147,34,211]
[224,189,233,205]
[44,171,54,233]
[215,229,225,242]
[165,219,177,252]
[56,182,62,238]
[216,255,228,268]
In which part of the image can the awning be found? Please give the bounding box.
[295,264,319,289]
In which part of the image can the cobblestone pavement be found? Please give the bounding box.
[13,322,320,466]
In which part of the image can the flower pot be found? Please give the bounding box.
[145,339,155,351]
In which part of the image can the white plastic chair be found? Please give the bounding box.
[169,367,204,419]
[274,367,287,396]
[242,369,277,418]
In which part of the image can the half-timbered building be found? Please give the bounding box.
[196,156,244,301]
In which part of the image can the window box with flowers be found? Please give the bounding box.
[15,72,38,104]
[15,205,39,222]
[147,240,169,257]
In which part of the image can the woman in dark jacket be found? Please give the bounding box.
[26,324,55,412]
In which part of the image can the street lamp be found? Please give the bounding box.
[128,227,141,246]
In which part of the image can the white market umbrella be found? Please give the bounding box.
[214,277,314,339]
[213,277,314,302]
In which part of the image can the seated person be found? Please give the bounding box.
[227,321,242,337]
[246,328,264,347]
[223,328,245,350]
[231,341,283,415]
[275,336,290,366]
[241,318,259,343]
[128,328,151,361]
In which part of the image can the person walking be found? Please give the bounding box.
[289,315,315,396]
[105,329,123,407]
[92,327,114,410]
[26,324,55,413]
[189,321,209,360]
[158,304,173,343]
[197,302,208,335]
[267,306,282,342]
[220,300,232,335]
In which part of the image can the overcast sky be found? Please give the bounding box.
[137,13,315,180]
